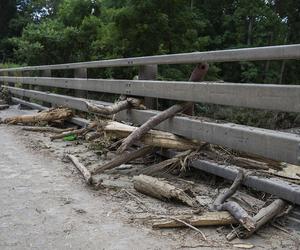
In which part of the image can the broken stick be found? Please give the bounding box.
[212,171,255,231]
[67,154,92,184]
[85,97,143,115]
[226,199,287,240]
[22,126,76,134]
[133,174,199,207]
[91,146,155,175]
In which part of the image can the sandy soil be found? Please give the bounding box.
[0,106,299,250]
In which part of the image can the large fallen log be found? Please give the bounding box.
[67,154,92,184]
[91,146,155,175]
[85,97,144,115]
[226,199,287,240]
[3,107,73,125]
[133,174,199,207]
[212,171,255,231]
[152,211,236,229]
[104,121,200,151]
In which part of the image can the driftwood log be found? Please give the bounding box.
[117,63,209,153]
[152,211,236,229]
[226,199,287,240]
[212,171,255,231]
[117,102,193,153]
[22,126,76,134]
[133,174,199,207]
[3,108,73,125]
[104,121,200,151]
[67,154,92,184]
[85,97,144,115]
[91,146,155,175]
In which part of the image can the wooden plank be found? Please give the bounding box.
[2,76,300,112]
[5,86,300,165]
[0,44,299,73]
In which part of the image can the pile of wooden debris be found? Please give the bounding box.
[1,101,297,243]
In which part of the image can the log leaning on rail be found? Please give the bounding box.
[5,86,300,165]
[85,97,144,115]
[117,62,209,154]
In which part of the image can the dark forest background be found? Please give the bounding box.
[1,0,300,128]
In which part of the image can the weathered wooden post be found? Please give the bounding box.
[139,64,158,109]
[74,68,87,98]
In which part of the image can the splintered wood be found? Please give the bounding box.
[104,121,200,151]
[133,175,199,207]
[3,107,73,125]
[152,212,236,229]
[117,102,193,153]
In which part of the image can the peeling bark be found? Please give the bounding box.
[152,211,236,229]
[3,108,73,125]
[133,174,199,207]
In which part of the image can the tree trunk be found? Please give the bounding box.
[3,108,73,125]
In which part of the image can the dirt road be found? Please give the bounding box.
[1,106,299,250]
[0,124,178,250]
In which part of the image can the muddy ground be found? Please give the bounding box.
[0,106,300,250]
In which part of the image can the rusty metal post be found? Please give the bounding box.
[139,64,158,109]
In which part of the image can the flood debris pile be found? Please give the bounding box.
[0,63,298,244]
[1,100,297,244]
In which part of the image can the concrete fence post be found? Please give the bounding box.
[138,64,158,110]
[74,68,87,98]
